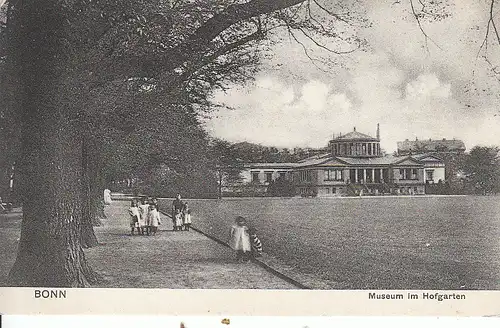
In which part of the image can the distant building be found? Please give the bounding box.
[397,137,466,191]
[412,153,446,184]
[221,163,295,196]
[221,125,452,197]
[397,138,466,156]
[294,125,426,196]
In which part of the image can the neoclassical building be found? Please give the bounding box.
[222,125,447,197]
[293,125,427,196]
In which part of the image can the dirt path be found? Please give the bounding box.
[85,201,294,289]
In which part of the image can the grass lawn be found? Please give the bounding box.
[159,195,500,290]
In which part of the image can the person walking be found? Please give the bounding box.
[228,216,251,263]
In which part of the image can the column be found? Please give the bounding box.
[355,168,358,183]
[372,168,375,183]
[363,169,366,183]
[380,168,383,182]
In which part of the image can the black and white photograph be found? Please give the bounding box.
[1,0,500,312]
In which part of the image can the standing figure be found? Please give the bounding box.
[128,199,140,236]
[148,204,161,235]
[228,216,251,262]
[172,193,183,231]
[182,202,192,231]
[151,197,159,212]
[248,227,263,258]
[138,198,150,235]
[174,208,183,231]
[103,188,112,205]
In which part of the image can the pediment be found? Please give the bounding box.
[417,155,443,162]
[393,157,423,166]
[317,158,349,166]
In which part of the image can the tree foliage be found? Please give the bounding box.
[462,146,500,195]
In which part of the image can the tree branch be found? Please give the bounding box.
[409,0,443,52]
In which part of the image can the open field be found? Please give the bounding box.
[159,196,500,290]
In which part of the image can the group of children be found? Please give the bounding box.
[128,195,263,262]
[171,194,192,231]
[228,216,263,262]
[128,197,161,236]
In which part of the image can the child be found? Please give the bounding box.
[128,199,140,236]
[147,204,161,236]
[228,216,251,262]
[138,198,149,235]
[151,197,159,212]
[174,208,183,231]
[248,227,263,258]
[182,202,192,231]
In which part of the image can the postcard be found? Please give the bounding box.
[0,0,499,316]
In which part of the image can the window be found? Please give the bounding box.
[325,188,330,194]
[299,170,312,182]
[399,168,417,180]
[265,172,273,183]
[332,187,336,194]
[279,172,286,179]
[324,169,343,181]
[426,169,434,182]
[251,172,259,183]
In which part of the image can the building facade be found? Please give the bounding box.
[293,126,426,197]
[222,125,448,197]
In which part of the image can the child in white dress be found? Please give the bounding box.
[138,198,149,235]
[228,216,251,262]
[128,199,140,236]
[182,202,192,231]
[174,208,183,231]
[147,204,161,235]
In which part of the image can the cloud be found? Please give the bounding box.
[405,74,451,100]
[205,0,500,152]
[206,76,355,148]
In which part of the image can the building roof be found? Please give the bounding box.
[412,153,444,161]
[295,155,424,167]
[295,157,334,168]
[242,162,298,169]
[333,130,378,141]
[335,156,422,166]
[397,139,466,154]
[297,153,331,163]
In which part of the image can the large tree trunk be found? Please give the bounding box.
[80,135,108,248]
[80,136,100,248]
[7,0,97,287]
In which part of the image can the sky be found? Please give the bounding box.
[204,0,500,153]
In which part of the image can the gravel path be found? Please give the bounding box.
[85,201,294,289]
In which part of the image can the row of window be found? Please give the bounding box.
[399,168,418,180]
[299,168,423,182]
[332,142,380,156]
[324,169,343,181]
[251,171,288,183]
